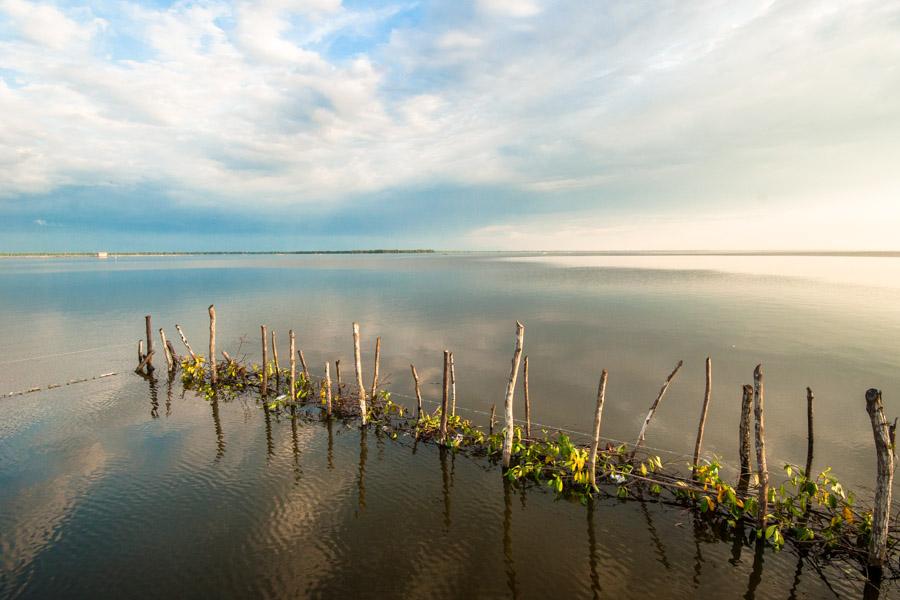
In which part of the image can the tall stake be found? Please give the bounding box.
[138,340,144,365]
[324,362,333,418]
[737,384,753,494]
[175,324,196,360]
[805,387,815,479]
[490,404,496,435]
[299,350,310,382]
[353,322,367,425]
[753,365,769,530]
[271,330,280,382]
[865,388,894,571]
[450,352,457,417]
[145,315,155,373]
[411,364,424,419]
[260,325,268,396]
[692,357,712,477]
[589,370,609,488]
[159,328,174,372]
[336,360,343,401]
[502,321,526,470]
[630,360,683,461]
[208,305,216,385]
[289,330,296,402]
[523,356,531,438]
[440,350,450,444]
[370,336,381,400]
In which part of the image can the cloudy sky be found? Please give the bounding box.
[1,0,898,251]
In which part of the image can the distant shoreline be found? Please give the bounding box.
[0,250,436,258]
[1,250,899,258]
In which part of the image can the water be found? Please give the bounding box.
[1,253,898,598]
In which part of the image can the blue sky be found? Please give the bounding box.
[1,0,898,251]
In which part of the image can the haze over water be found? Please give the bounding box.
[1,253,897,598]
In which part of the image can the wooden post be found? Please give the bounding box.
[208,305,217,385]
[490,404,496,435]
[324,362,333,418]
[144,315,155,373]
[737,384,753,494]
[166,339,179,367]
[135,350,155,374]
[289,330,296,401]
[691,357,712,477]
[159,328,174,372]
[260,325,268,396]
[753,365,768,530]
[865,388,894,571]
[450,352,457,417]
[502,321,526,470]
[805,387,815,479]
[523,356,531,438]
[138,340,144,365]
[630,360,683,461]
[175,324,196,361]
[336,360,343,401]
[440,350,450,444]
[370,336,381,400]
[299,350,310,382]
[353,323,367,425]
[589,370,609,488]
[411,364,424,419]
[271,330,280,381]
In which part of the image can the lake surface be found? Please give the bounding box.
[1,253,898,598]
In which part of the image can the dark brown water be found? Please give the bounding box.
[1,253,898,598]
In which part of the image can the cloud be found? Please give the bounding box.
[33,218,46,225]
[0,0,898,249]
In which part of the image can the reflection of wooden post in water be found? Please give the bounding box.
[326,418,334,470]
[691,514,704,589]
[638,499,671,570]
[737,385,753,494]
[290,405,301,482]
[586,497,601,598]
[211,397,225,460]
[440,445,451,529]
[502,478,519,599]
[357,427,367,514]
[744,539,765,600]
[263,401,274,459]
[148,374,159,418]
[165,371,173,417]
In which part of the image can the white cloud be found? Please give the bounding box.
[33,218,47,225]
[477,0,541,18]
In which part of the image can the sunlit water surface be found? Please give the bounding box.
[2,253,899,598]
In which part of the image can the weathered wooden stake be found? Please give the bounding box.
[175,324,196,361]
[411,364,424,419]
[523,355,531,438]
[691,357,712,477]
[805,387,815,479]
[289,330,296,401]
[208,305,217,385]
[450,352,457,417]
[159,328,174,372]
[299,350,310,382]
[737,384,753,494]
[165,340,179,366]
[138,340,144,365]
[353,322,367,425]
[630,360,683,461]
[865,388,894,571]
[271,330,280,380]
[324,362,333,418]
[144,315,155,373]
[261,325,268,396]
[490,404,496,435]
[135,350,155,374]
[335,359,343,401]
[502,321,526,470]
[589,369,609,488]
[753,365,769,530]
[370,336,381,400]
[440,350,450,444]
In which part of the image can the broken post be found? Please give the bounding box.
[502,321,526,470]
[145,315,155,373]
[208,305,216,385]
[589,369,609,488]
[411,364,424,420]
[753,365,768,530]
[175,324,196,361]
[440,350,450,444]
[865,388,894,571]
[805,387,815,479]
[370,336,381,400]
[159,328,174,373]
[692,357,712,478]
[737,384,753,494]
[165,339,179,367]
[523,356,531,438]
[630,360,683,461]
[271,330,280,382]
[353,322,367,425]
[260,325,268,396]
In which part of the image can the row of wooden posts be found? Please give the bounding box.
[135,307,896,573]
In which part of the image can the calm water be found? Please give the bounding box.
[2,253,899,598]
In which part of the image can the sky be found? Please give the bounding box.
[0,0,898,251]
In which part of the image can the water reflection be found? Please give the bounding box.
[502,478,519,599]
[146,375,159,419]
[638,499,670,570]
[439,446,451,529]
[744,540,765,600]
[210,397,225,460]
[357,427,367,515]
[165,373,173,417]
[586,497,602,598]
[289,406,301,483]
[263,401,274,459]
[326,419,334,470]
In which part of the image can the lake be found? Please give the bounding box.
[2,253,898,598]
